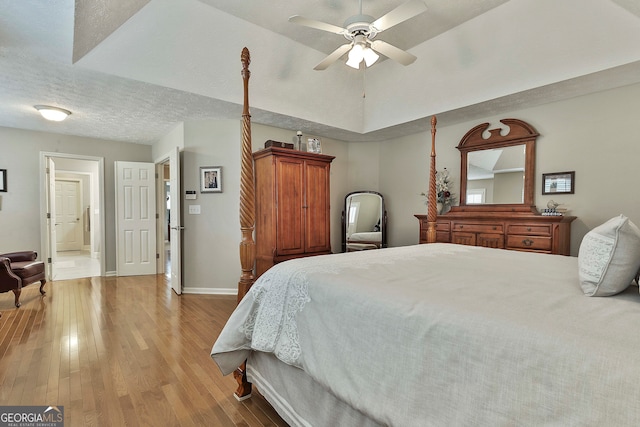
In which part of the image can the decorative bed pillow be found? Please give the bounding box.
[578,215,640,297]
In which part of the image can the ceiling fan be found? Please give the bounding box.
[289,0,427,71]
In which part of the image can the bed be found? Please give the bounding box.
[213,243,640,426]
[212,48,640,426]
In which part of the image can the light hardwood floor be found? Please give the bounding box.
[0,275,288,427]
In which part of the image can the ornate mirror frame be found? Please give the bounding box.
[456,118,539,212]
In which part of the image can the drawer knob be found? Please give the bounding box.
[493,226,497,230]
[522,239,534,246]
[527,227,532,231]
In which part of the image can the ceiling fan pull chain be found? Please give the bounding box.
[362,66,367,98]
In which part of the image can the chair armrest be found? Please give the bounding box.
[0,257,21,293]
[0,251,37,262]
[0,257,10,269]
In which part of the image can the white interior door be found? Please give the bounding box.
[169,147,182,295]
[55,180,83,252]
[115,161,156,276]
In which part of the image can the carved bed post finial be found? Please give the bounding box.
[427,116,438,243]
[235,47,254,401]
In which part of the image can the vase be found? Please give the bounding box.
[436,202,443,215]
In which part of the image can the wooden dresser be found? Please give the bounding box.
[253,147,335,277]
[415,207,576,255]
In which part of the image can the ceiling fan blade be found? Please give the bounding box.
[371,0,427,32]
[288,15,346,34]
[370,40,417,66]
[314,44,353,70]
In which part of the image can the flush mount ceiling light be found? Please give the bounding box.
[34,105,72,121]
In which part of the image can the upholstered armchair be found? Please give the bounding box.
[0,251,46,309]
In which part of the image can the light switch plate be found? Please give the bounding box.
[188,205,201,214]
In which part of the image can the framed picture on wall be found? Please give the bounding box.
[542,171,574,195]
[0,169,6,192]
[200,166,222,193]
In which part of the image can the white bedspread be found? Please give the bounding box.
[212,244,640,426]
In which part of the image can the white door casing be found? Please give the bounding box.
[45,157,57,279]
[115,161,156,276]
[40,152,106,280]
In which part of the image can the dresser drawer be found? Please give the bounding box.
[507,235,552,251]
[477,233,504,249]
[507,224,551,236]
[451,232,476,246]
[452,222,503,234]
[437,222,451,231]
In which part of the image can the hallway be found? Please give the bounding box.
[52,250,100,281]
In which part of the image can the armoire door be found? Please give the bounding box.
[304,160,331,253]
[275,157,305,255]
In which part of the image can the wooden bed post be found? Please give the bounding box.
[238,47,256,303]
[426,116,438,243]
[234,47,254,401]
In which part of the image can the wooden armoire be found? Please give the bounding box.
[253,147,335,277]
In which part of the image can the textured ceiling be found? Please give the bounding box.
[2,0,640,144]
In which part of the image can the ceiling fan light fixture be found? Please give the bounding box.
[34,105,71,121]
[363,47,379,67]
[346,43,364,68]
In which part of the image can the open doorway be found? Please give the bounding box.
[53,175,99,280]
[40,153,105,281]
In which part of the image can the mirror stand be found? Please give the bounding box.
[342,191,387,252]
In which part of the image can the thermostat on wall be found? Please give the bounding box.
[185,190,197,200]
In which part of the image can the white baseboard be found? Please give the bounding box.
[105,270,117,277]
[182,287,237,296]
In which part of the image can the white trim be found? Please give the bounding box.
[182,287,237,295]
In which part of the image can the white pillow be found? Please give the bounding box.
[578,215,640,297]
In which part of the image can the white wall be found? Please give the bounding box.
[377,82,640,255]
[173,120,349,293]
[0,127,151,271]
[152,122,184,161]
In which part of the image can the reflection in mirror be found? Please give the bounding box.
[467,145,526,204]
[342,191,387,252]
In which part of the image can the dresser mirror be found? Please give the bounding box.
[457,119,538,209]
[341,191,387,252]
